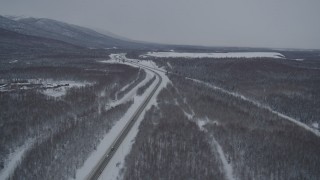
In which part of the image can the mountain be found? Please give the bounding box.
[0,15,47,37]
[92,27,134,42]
[0,15,144,49]
[0,27,83,57]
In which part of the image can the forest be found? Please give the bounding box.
[121,52,320,180]
[140,54,320,127]
[1,50,320,180]
[0,56,147,179]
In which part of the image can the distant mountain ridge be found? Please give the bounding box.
[0,15,145,49]
[0,27,86,60]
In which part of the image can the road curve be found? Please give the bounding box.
[86,60,162,180]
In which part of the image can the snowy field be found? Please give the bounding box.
[0,79,92,97]
[41,80,92,97]
[141,52,285,59]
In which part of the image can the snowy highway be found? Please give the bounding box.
[86,56,162,180]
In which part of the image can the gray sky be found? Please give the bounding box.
[1,0,320,49]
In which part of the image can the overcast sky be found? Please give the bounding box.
[1,0,320,49]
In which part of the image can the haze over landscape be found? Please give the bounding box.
[1,0,320,49]
[1,1,320,180]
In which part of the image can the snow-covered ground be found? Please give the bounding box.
[194,116,235,180]
[114,69,143,101]
[103,47,118,50]
[187,78,320,138]
[179,94,235,180]
[98,54,170,180]
[73,66,152,180]
[210,135,235,180]
[0,139,34,180]
[106,71,151,112]
[312,122,319,129]
[167,62,173,69]
[0,79,91,97]
[97,80,158,180]
[41,80,91,97]
[74,54,170,180]
[141,52,285,59]
[9,60,18,64]
[181,101,235,180]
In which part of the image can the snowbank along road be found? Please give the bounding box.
[86,55,162,180]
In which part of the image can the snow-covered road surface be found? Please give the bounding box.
[74,54,170,180]
[97,54,170,180]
